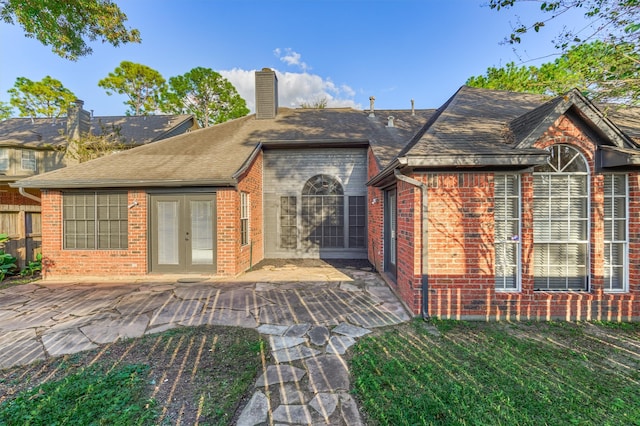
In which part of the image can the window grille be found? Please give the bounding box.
[494,174,520,290]
[533,145,589,290]
[240,192,249,246]
[63,192,128,249]
[603,174,627,292]
[21,150,36,171]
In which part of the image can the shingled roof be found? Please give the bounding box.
[0,114,196,149]
[13,107,432,189]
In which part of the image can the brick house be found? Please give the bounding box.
[0,101,197,266]
[13,69,640,321]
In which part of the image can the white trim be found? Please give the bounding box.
[494,173,521,292]
[603,173,629,293]
[532,145,590,291]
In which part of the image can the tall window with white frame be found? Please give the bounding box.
[533,145,589,291]
[603,174,628,292]
[240,192,250,246]
[21,149,36,172]
[0,148,8,171]
[494,174,520,290]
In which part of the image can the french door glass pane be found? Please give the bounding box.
[191,200,213,265]
[157,201,179,265]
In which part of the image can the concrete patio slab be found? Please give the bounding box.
[255,365,306,387]
[115,291,175,315]
[305,355,350,393]
[0,329,45,369]
[80,313,149,344]
[148,299,205,327]
[42,328,98,356]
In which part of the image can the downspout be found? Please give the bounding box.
[19,187,41,203]
[393,170,429,320]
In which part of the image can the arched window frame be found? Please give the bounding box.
[532,144,590,291]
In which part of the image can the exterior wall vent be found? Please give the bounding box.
[255,68,278,120]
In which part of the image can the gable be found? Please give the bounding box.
[511,89,637,151]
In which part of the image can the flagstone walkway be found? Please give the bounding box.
[0,261,411,425]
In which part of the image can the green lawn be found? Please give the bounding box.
[350,320,640,426]
[0,325,265,425]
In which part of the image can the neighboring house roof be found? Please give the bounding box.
[604,107,640,143]
[13,107,432,189]
[0,114,196,149]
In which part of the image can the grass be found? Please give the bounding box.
[350,319,640,426]
[0,364,155,425]
[2,314,638,425]
[0,275,41,290]
[0,325,265,425]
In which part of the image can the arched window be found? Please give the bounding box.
[301,175,345,248]
[533,145,589,290]
[302,174,344,196]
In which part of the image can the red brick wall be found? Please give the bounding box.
[39,153,264,279]
[394,178,423,314]
[393,114,639,321]
[0,186,41,207]
[214,151,264,276]
[237,151,264,274]
[214,188,237,276]
[367,149,384,272]
[41,189,148,277]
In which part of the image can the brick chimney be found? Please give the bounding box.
[66,99,91,140]
[255,68,278,119]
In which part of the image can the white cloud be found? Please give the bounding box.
[273,48,310,71]
[220,68,361,112]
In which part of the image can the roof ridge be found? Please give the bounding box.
[394,86,463,158]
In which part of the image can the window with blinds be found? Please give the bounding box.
[494,174,520,290]
[0,148,8,171]
[604,174,627,292]
[63,192,128,249]
[240,192,249,246]
[302,175,345,248]
[533,145,589,291]
[348,195,366,248]
[280,196,297,249]
[21,150,36,171]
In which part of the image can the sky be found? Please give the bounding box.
[0,0,590,116]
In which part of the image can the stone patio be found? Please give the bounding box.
[0,261,411,425]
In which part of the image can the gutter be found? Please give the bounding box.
[393,169,429,320]
[11,178,237,190]
[19,187,41,203]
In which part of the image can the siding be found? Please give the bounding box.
[263,148,368,258]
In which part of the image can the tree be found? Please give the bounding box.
[467,41,640,105]
[0,0,141,60]
[489,0,640,51]
[161,67,249,127]
[98,61,166,115]
[0,101,12,120]
[300,97,328,109]
[63,122,128,163]
[8,76,76,118]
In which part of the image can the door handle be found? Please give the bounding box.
[185,231,190,241]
